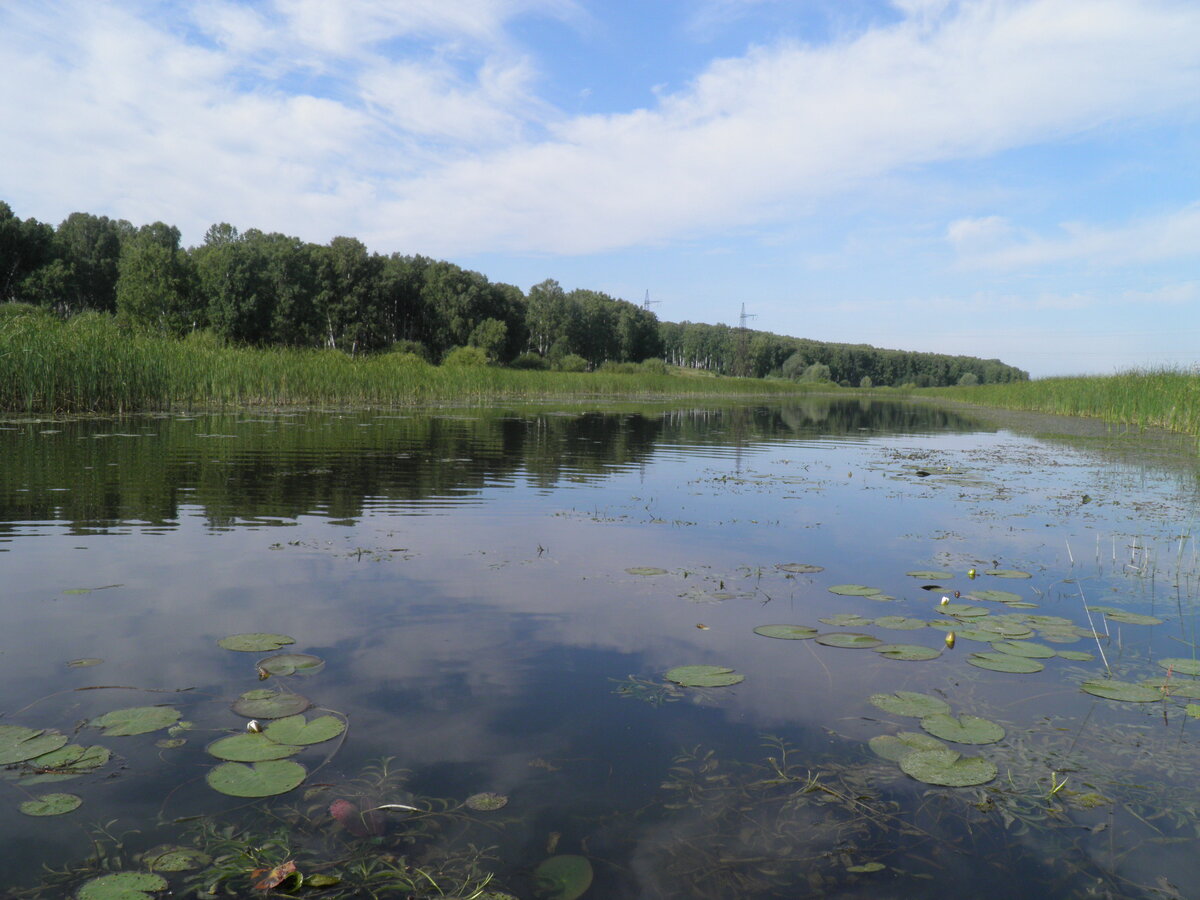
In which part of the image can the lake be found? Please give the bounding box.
[2,398,1199,899]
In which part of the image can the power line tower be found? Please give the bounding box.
[641,290,661,313]
[733,302,757,377]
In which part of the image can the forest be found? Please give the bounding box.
[0,201,1027,387]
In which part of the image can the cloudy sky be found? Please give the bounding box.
[3,0,1198,377]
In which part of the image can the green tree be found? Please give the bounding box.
[115,222,200,334]
[318,236,385,353]
[194,225,273,344]
[467,317,508,361]
[54,212,128,313]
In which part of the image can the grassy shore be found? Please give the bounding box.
[926,369,1200,437]
[0,307,816,413]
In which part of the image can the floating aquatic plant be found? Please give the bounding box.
[899,748,997,787]
[217,633,295,652]
[869,691,950,718]
[752,624,818,640]
[664,665,744,687]
[919,713,1004,745]
[206,759,307,797]
[90,707,180,737]
[18,792,82,817]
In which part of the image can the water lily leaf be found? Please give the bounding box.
[257,653,325,677]
[232,689,311,719]
[819,613,874,627]
[1022,614,1074,626]
[207,733,303,762]
[938,603,988,617]
[217,632,295,652]
[873,644,942,661]
[155,738,187,749]
[956,628,1002,642]
[984,569,1031,578]
[1187,704,1200,718]
[828,584,882,596]
[1158,658,1200,676]
[846,862,886,873]
[625,567,667,576]
[967,652,1044,674]
[534,855,593,900]
[869,691,951,718]
[1100,610,1162,626]
[19,792,81,816]
[776,563,824,574]
[262,714,346,746]
[906,570,953,579]
[91,706,181,737]
[900,748,997,786]
[77,872,168,900]
[307,874,342,888]
[143,845,211,872]
[970,590,1023,604]
[1037,628,1085,644]
[664,665,744,687]
[21,744,110,783]
[206,760,306,797]
[874,616,928,630]
[1143,679,1200,699]
[465,791,508,811]
[0,726,68,764]
[815,632,882,649]
[975,621,1034,638]
[67,658,104,668]
[991,640,1056,659]
[1056,650,1095,662]
[1081,681,1162,702]
[253,860,298,891]
[753,624,818,640]
[868,731,946,762]
[920,713,1005,744]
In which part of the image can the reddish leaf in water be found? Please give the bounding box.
[253,859,297,890]
[329,798,384,836]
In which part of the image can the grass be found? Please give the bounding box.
[924,369,1200,438]
[0,306,819,413]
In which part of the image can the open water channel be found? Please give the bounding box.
[1,398,1199,899]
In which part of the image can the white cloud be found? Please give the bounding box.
[946,215,1015,250]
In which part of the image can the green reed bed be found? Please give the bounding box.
[927,369,1200,437]
[0,309,812,413]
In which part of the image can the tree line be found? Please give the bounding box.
[0,200,1027,384]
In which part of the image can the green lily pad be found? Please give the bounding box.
[257,653,325,676]
[465,791,509,811]
[533,855,593,900]
[868,731,946,762]
[1143,679,1200,699]
[938,603,988,617]
[874,616,928,630]
[1023,614,1074,626]
[206,760,307,797]
[869,691,950,718]
[262,714,346,746]
[899,748,997,786]
[828,584,882,596]
[231,689,311,719]
[815,632,882,649]
[143,845,211,872]
[19,792,82,816]
[207,733,304,762]
[1101,610,1163,625]
[77,872,168,900]
[956,628,1002,643]
[1056,650,1096,662]
[906,570,953,579]
[217,632,296,652]
[975,620,1034,638]
[991,640,1056,659]
[873,644,942,661]
[970,590,1023,604]
[155,738,187,749]
[984,569,1031,578]
[1080,681,1162,702]
[625,567,667,576]
[1037,628,1084,644]
[664,665,744,687]
[21,744,110,783]
[753,624,818,640]
[1158,659,1200,676]
[819,613,874,627]
[0,726,68,764]
[967,653,1044,674]
[91,706,181,737]
[846,861,886,873]
[776,563,824,574]
[920,713,1005,744]
[1187,704,1200,718]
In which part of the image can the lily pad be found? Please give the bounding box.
[77,872,168,900]
[534,855,593,900]
[1080,681,1162,702]
[776,563,824,574]
[752,624,818,640]
[984,569,1032,578]
[231,689,311,719]
[1143,679,1200,699]
[1158,658,1200,677]
[873,616,928,630]
[906,570,953,579]
[815,632,882,649]
[217,632,295,652]
[920,713,1005,744]
[206,760,307,797]
[868,731,946,762]
[257,653,325,676]
[970,590,1023,604]
[91,706,181,737]
[19,792,82,816]
[1037,628,1085,644]
[846,861,886,873]
[262,714,346,746]
[819,613,874,627]
[143,845,211,872]
[625,567,667,576]
[1056,650,1096,662]
[828,584,882,596]
[664,665,744,687]
[938,603,988,618]
[1100,610,1162,626]
[975,620,1034,638]
[873,644,942,661]
[869,691,950,718]
[991,640,1056,659]
[464,791,509,811]
[0,726,68,764]
[21,744,110,783]
[967,653,1044,674]
[899,748,997,786]
[206,733,303,762]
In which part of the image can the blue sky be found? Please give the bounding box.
[2,0,1198,377]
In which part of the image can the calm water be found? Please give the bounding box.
[2,400,1200,898]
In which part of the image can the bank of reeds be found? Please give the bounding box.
[0,308,813,413]
[927,369,1200,438]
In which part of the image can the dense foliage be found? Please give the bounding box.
[0,200,1027,386]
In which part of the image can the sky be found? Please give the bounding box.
[2,0,1198,378]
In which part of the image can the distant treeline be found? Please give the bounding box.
[0,200,1027,385]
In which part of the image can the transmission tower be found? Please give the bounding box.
[641,290,661,312]
[733,302,757,377]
